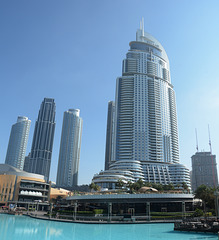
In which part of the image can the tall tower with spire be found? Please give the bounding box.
[92,20,191,189]
[25,98,56,181]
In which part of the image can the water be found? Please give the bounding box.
[0,214,217,240]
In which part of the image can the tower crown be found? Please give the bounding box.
[68,109,80,117]
[134,18,169,63]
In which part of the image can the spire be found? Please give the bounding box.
[140,17,144,36]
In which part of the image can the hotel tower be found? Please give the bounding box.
[93,20,190,189]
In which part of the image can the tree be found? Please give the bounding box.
[163,183,175,191]
[167,183,175,190]
[116,179,125,189]
[152,183,163,191]
[89,182,95,190]
[195,185,215,213]
[94,184,101,191]
[89,182,100,192]
[193,208,204,217]
[133,179,144,191]
[126,181,135,193]
[182,182,189,192]
[176,184,180,190]
[144,182,152,187]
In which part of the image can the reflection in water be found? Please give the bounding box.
[0,214,217,240]
[48,227,62,236]
[15,228,38,234]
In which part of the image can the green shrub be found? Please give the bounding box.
[150,212,192,219]
[206,212,212,217]
[93,209,104,214]
[151,212,182,216]
[57,210,73,215]
[77,211,93,215]
[193,208,203,217]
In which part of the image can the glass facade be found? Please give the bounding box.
[56,109,83,188]
[5,116,31,170]
[25,98,56,181]
[105,101,115,170]
[93,24,190,189]
[191,152,218,191]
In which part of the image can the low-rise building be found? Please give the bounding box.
[0,164,50,211]
[50,188,69,200]
[67,192,194,218]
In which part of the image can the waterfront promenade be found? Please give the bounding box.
[1,209,219,236]
[0,209,180,224]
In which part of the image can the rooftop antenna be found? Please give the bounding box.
[208,124,216,187]
[208,124,212,153]
[195,128,199,152]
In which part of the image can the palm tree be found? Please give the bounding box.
[116,179,125,189]
[130,179,145,191]
[182,182,189,193]
[94,184,100,191]
[126,181,134,193]
[89,182,100,192]
[136,179,144,189]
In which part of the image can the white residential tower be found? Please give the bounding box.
[5,116,31,170]
[56,109,83,188]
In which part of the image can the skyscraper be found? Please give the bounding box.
[92,20,190,189]
[56,109,83,188]
[23,152,31,172]
[191,151,218,191]
[105,101,115,170]
[26,98,56,181]
[5,116,31,170]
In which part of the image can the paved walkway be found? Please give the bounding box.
[1,210,180,224]
[26,212,179,224]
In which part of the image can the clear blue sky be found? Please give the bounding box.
[0,0,219,185]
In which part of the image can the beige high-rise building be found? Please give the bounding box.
[191,151,218,191]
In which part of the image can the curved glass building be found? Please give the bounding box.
[93,21,190,189]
